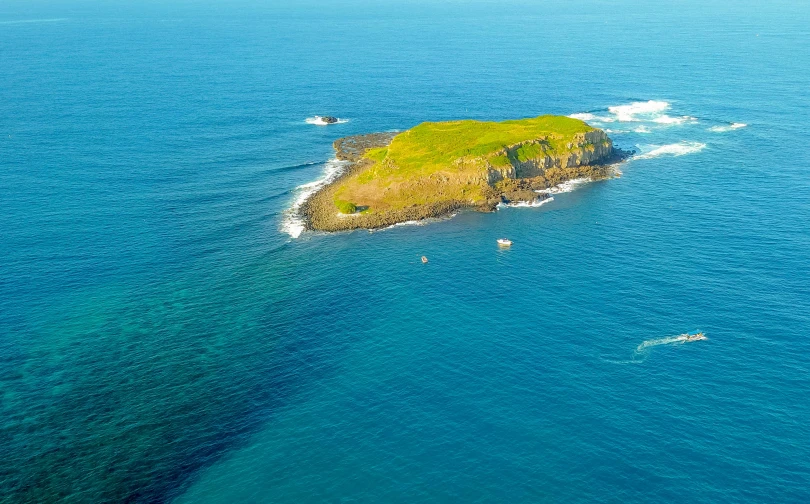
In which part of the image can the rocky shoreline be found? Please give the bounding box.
[299,128,631,233]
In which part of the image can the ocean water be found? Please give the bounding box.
[2,1,810,502]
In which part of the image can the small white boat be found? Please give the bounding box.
[679,332,707,343]
[497,239,512,246]
[421,256,429,264]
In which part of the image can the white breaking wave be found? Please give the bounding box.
[709,122,747,132]
[497,196,554,209]
[652,115,697,125]
[392,219,427,227]
[281,158,350,238]
[569,112,615,123]
[536,177,592,195]
[571,100,697,130]
[634,141,706,160]
[305,116,349,126]
[608,100,670,122]
[377,214,457,232]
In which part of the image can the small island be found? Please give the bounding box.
[301,115,628,231]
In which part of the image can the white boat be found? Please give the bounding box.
[679,332,707,343]
[497,239,512,246]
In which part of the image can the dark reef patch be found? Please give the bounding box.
[0,258,353,503]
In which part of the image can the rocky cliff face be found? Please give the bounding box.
[486,129,615,183]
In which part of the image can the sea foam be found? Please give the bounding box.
[536,177,592,195]
[281,158,350,238]
[496,197,554,209]
[652,115,697,124]
[608,100,670,122]
[498,177,593,209]
[634,141,706,160]
[571,100,697,130]
[709,123,747,132]
[377,214,457,232]
[569,112,615,123]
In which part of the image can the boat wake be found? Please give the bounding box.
[602,332,707,364]
[599,356,646,365]
[636,335,691,352]
[281,158,350,238]
[636,332,707,353]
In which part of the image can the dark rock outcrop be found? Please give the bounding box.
[334,132,398,161]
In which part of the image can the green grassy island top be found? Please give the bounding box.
[302,115,622,232]
[367,115,594,174]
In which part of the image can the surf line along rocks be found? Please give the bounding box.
[300,116,631,232]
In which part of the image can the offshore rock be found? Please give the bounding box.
[299,117,630,232]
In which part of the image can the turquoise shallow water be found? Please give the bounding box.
[2,1,810,502]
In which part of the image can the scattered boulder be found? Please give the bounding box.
[320,116,339,124]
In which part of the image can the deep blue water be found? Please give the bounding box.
[2,1,810,502]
